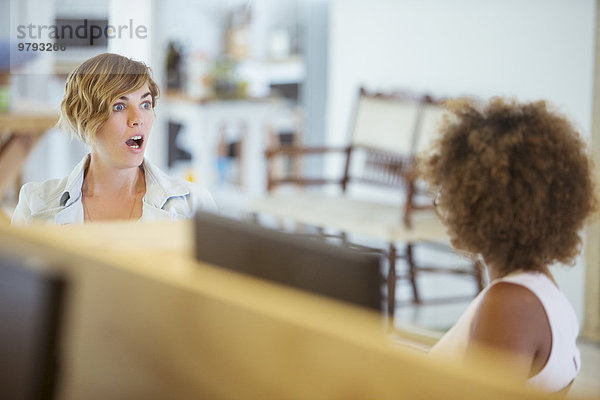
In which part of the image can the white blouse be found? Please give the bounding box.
[429,271,580,392]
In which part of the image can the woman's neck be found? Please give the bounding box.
[485,260,557,285]
[83,154,144,197]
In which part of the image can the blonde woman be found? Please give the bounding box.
[12,53,215,224]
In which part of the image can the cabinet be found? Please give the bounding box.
[160,94,299,210]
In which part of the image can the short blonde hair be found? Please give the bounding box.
[59,53,160,144]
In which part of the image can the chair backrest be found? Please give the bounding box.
[350,89,421,154]
[344,89,422,191]
[414,100,450,156]
[0,253,66,400]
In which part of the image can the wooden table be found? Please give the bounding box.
[0,101,59,217]
[0,220,591,400]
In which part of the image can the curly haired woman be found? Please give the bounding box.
[424,98,597,393]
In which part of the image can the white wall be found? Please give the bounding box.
[108,0,152,64]
[327,0,595,143]
[327,0,596,322]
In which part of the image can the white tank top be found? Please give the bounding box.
[429,271,580,392]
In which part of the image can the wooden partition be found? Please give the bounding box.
[0,221,592,400]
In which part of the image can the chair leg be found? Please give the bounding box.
[406,243,421,304]
[248,212,259,224]
[387,243,397,319]
[316,226,325,239]
[340,231,348,245]
[277,217,285,231]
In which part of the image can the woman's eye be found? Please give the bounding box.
[113,103,125,112]
[141,101,152,110]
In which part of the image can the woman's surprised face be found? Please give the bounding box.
[93,85,154,169]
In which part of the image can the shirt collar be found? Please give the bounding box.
[141,157,190,209]
[59,154,190,209]
[60,154,90,207]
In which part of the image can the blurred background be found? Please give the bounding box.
[0,0,597,362]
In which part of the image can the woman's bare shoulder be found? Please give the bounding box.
[469,281,550,368]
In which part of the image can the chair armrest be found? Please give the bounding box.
[265,146,351,192]
[265,145,349,159]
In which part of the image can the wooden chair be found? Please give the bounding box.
[250,88,484,319]
[265,108,305,186]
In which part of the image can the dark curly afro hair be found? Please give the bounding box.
[420,98,597,277]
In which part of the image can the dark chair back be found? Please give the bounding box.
[0,253,66,400]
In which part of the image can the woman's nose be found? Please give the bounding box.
[128,108,143,127]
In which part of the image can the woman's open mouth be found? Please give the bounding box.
[125,135,144,149]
